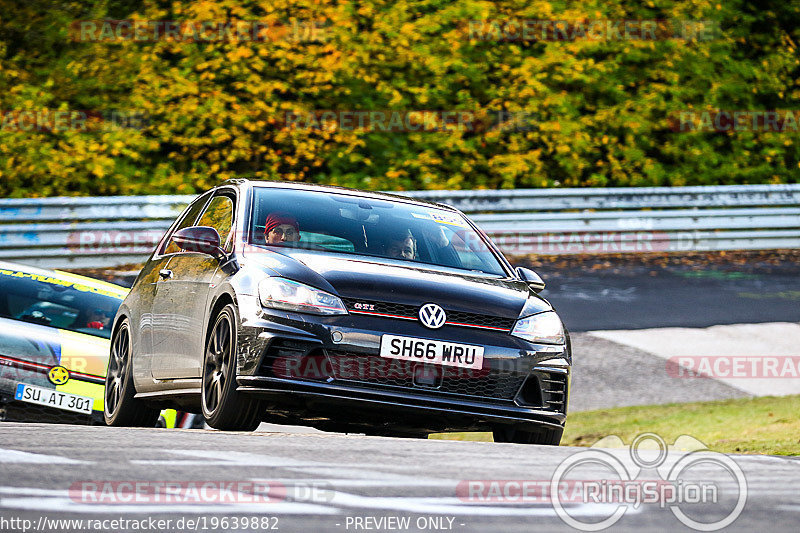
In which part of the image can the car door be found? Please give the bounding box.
[147,193,211,380]
[129,256,171,388]
[151,192,236,380]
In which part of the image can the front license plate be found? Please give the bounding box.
[14,383,94,415]
[380,335,484,370]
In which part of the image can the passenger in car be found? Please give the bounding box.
[264,213,300,244]
[385,230,417,260]
[85,308,111,330]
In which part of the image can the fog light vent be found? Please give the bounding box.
[259,339,326,379]
[521,370,568,412]
[517,376,543,407]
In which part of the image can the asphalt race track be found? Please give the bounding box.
[5,257,793,532]
[0,423,798,532]
[534,259,800,331]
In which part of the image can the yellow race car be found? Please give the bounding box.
[0,261,186,426]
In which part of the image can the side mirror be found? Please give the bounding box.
[515,266,545,293]
[172,226,225,259]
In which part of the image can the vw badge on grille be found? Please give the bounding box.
[419,303,447,329]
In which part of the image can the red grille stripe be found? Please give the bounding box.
[348,310,416,320]
[0,354,52,372]
[0,354,105,382]
[445,321,510,332]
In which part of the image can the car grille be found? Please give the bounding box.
[258,341,566,410]
[341,298,515,332]
[325,350,526,402]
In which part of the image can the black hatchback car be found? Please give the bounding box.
[105,180,571,444]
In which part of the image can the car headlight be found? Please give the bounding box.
[511,311,565,345]
[258,278,348,316]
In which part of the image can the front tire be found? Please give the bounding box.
[493,426,563,445]
[104,319,160,427]
[201,304,263,431]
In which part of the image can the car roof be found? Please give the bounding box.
[0,261,129,298]
[227,179,458,212]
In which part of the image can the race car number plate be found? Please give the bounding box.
[380,335,484,370]
[14,383,94,414]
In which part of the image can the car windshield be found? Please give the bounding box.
[249,187,507,276]
[0,268,124,339]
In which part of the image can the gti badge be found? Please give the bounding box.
[419,303,447,329]
[353,302,375,311]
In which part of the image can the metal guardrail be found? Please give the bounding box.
[0,196,192,268]
[402,184,800,211]
[1,184,799,268]
[0,195,191,223]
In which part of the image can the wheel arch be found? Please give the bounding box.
[205,290,237,349]
[111,308,130,337]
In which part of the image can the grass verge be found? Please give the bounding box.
[430,395,800,455]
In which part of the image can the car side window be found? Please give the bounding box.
[196,195,235,252]
[162,195,211,256]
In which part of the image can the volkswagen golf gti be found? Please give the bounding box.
[105,180,571,444]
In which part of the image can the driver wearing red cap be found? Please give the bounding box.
[264,212,300,244]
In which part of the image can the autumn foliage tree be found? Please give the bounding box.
[0,0,798,197]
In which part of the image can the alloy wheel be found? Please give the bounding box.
[105,324,129,416]
[203,312,232,414]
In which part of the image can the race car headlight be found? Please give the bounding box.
[511,311,565,345]
[258,278,348,316]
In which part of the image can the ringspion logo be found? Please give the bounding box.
[550,433,747,531]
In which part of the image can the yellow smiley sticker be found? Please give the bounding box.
[48,365,70,385]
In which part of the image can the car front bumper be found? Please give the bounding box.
[238,374,566,433]
[235,300,570,433]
